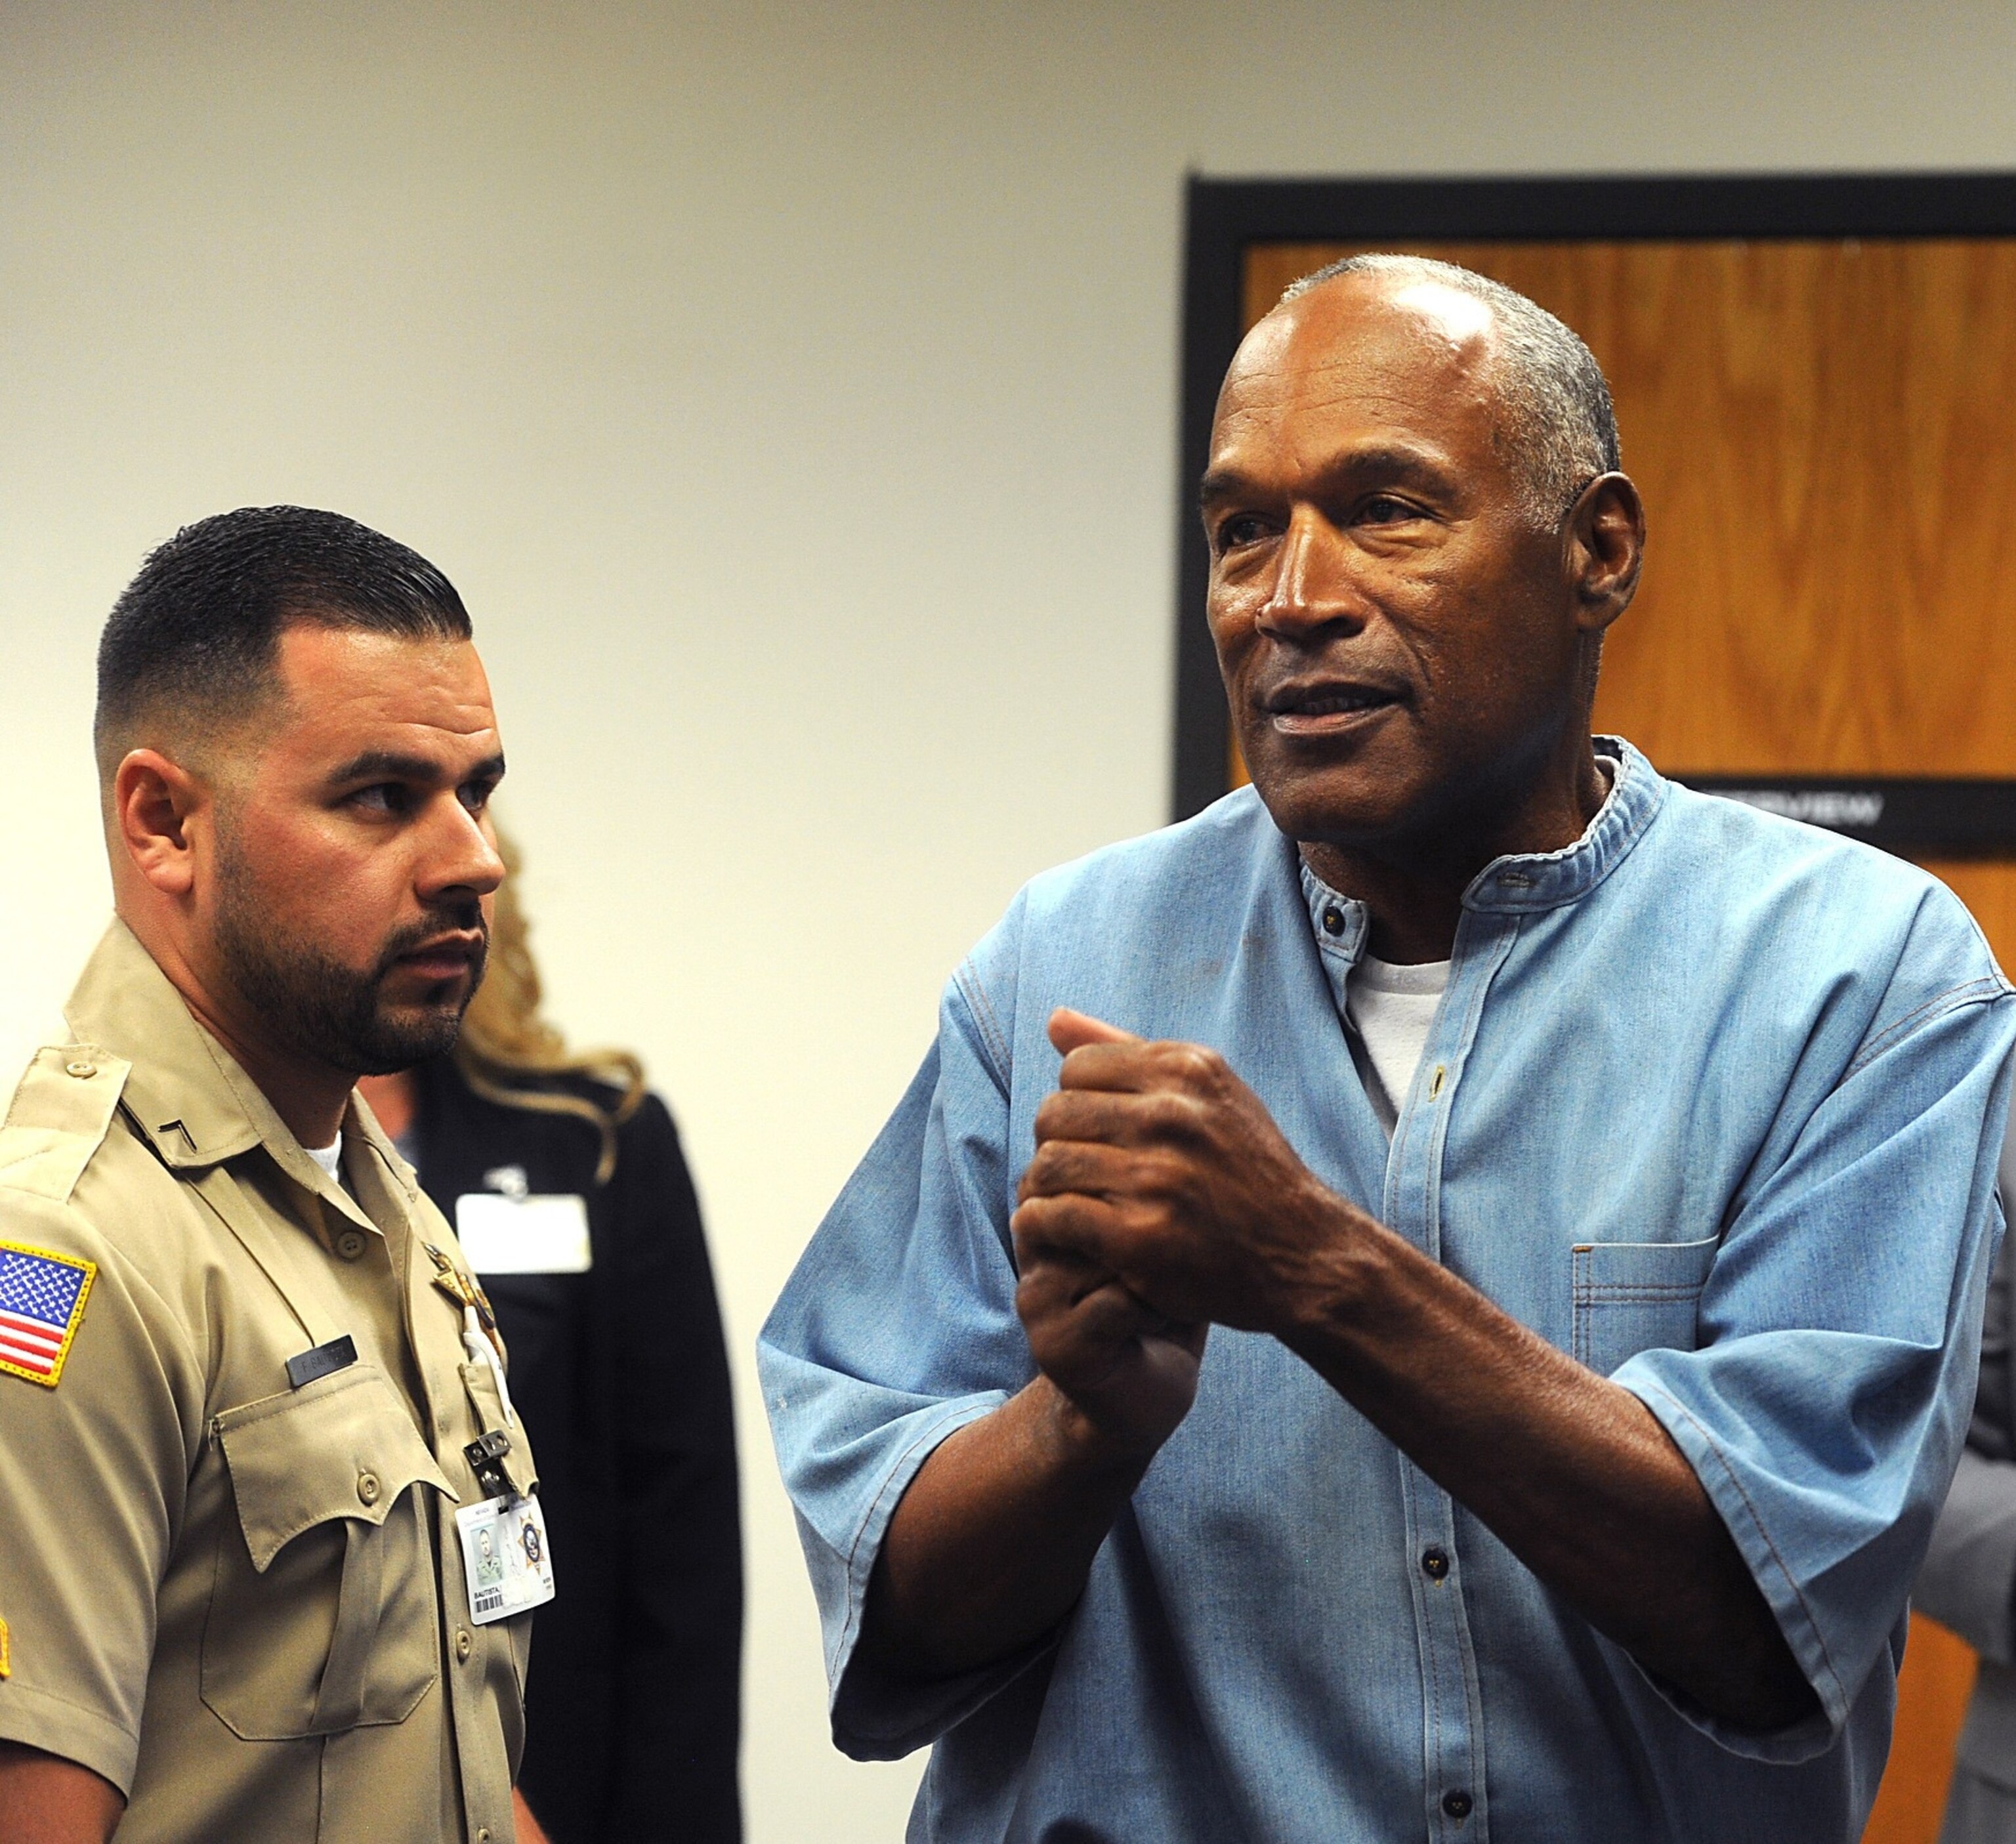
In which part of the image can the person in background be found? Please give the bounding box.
[360,831,742,1844]
[1916,1101,2016,1844]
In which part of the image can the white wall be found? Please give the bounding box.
[6,3,2016,1835]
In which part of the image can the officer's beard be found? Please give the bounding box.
[211,860,489,1078]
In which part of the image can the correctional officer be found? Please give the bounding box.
[0,507,553,1843]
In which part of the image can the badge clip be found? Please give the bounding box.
[465,1428,516,1501]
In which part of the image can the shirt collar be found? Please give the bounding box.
[1462,737,1666,913]
[1295,737,1668,944]
[60,917,398,1224]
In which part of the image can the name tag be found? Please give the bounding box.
[455,1492,556,1625]
[455,1192,592,1274]
[285,1334,357,1391]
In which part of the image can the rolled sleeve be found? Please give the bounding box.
[1614,973,2016,1762]
[759,959,1040,1759]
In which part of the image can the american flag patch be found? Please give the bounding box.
[0,1242,95,1388]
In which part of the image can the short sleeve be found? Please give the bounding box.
[758,966,1038,1761]
[0,1191,201,1792]
[1616,963,2016,1763]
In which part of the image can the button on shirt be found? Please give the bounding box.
[0,921,534,1844]
[760,740,2016,1844]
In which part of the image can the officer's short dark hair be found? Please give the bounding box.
[94,505,472,780]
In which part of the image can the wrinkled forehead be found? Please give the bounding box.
[1213,274,1505,449]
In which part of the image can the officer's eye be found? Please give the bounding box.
[459,780,497,815]
[349,783,412,816]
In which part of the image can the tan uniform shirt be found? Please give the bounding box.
[0,921,539,1843]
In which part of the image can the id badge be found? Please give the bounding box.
[455,1492,557,1625]
[455,1191,592,1274]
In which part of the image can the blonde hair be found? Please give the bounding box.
[455,827,644,1185]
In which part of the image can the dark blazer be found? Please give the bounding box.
[407,1057,742,1843]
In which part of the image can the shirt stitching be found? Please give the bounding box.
[839,1402,995,1672]
[953,961,1013,1093]
[0,1674,142,1742]
[1635,1377,1847,1716]
[1845,976,2010,1081]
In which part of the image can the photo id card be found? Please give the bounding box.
[455,1491,556,1625]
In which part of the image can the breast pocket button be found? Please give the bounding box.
[356,1471,382,1506]
[335,1230,368,1261]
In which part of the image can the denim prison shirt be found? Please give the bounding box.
[759,740,2016,1844]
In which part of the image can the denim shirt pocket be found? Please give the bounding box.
[1570,1236,1719,1378]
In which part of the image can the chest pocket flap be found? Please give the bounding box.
[217,1363,454,1567]
[1571,1236,1719,1379]
[207,1362,456,1738]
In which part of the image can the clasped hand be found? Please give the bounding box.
[1010,1007,1364,1457]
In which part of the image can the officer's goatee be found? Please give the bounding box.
[213,875,490,1078]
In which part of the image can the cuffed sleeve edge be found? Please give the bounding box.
[0,1677,140,1795]
[1621,1373,1853,1764]
[826,1392,1015,1757]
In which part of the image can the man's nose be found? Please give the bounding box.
[1255,507,1362,640]
[417,798,506,902]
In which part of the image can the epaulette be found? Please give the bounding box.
[0,1045,134,1205]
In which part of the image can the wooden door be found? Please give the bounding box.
[1238,237,2016,1844]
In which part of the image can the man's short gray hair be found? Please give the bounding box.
[1280,254,1620,520]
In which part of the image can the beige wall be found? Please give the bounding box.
[6,3,2016,1836]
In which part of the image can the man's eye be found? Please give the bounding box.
[350,784,410,815]
[1216,513,1272,551]
[459,782,495,814]
[1358,495,1418,526]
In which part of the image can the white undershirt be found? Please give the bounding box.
[305,1134,344,1183]
[1345,957,1450,1128]
[1330,751,1615,1129]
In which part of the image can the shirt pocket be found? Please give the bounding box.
[1570,1237,1719,1378]
[203,1362,456,1740]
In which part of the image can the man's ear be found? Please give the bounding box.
[1564,472,1646,635]
[113,749,211,898]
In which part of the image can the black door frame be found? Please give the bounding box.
[1170,171,2016,835]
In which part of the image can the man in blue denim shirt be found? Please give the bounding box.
[761,257,2016,1842]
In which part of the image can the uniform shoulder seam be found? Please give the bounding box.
[0,1047,134,1207]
